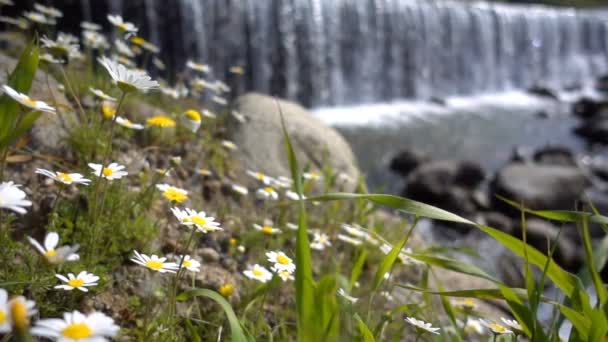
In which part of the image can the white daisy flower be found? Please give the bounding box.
[34,3,62,18]
[340,223,368,239]
[337,288,358,303]
[156,184,188,203]
[152,57,165,70]
[231,110,246,123]
[182,110,201,133]
[98,56,158,93]
[41,33,80,61]
[83,30,109,50]
[452,298,477,311]
[273,268,294,282]
[2,85,55,113]
[500,318,523,332]
[482,320,513,335]
[107,14,137,33]
[186,60,210,73]
[175,255,201,273]
[285,190,305,201]
[81,21,101,31]
[463,319,485,335]
[405,317,440,335]
[32,310,119,341]
[7,295,37,330]
[40,53,63,64]
[271,176,293,189]
[243,264,272,283]
[115,116,144,130]
[266,251,295,273]
[0,181,32,214]
[54,271,99,292]
[215,81,230,93]
[130,251,179,273]
[255,187,279,201]
[221,140,237,151]
[89,88,116,102]
[0,289,10,333]
[336,234,362,246]
[211,95,227,106]
[310,232,331,251]
[170,207,223,233]
[230,183,248,196]
[88,162,128,180]
[35,168,91,186]
[27,232,79,264]
[23,11,52,25]
[303,171,322,181]
[114,39,135,58]
[285,222,298,231]
[253,223,282,235]
[201,109,217,119]
[246,170,273,185]
[0,16,28,29]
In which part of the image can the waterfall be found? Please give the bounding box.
[74,0,608,107]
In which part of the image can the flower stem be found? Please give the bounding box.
[169,227,198,318]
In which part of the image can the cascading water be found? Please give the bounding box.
[70,0,608,108]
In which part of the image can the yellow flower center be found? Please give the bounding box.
[184,110,201,122]
[255,173,265,180]
[130,36,146,46]
[116,23,128,31]
[57,172,73,183]
[44,249,57,257]
[489,323,507,333]
[218,284,234,297]
[147,116,176,128]
[10,300,28,330]
[190,215,207,226]
[276,254,290,265]
[263,187,274,193]
[62,322,93,339]
[229,238,237,246]
[261,226,274,234]
[0,309,6,324]
[21,97,37,108]
[102,167,113,177]
[252,269,264,277]
[67,278,85,288]
[163,188,187,203]
[101,104,116,119]
[182,259,191,268]
[145,260,164,271]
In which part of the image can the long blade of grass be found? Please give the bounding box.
[349,249,367,292]
[395,284,559,303]
[307,193,475,225]
[407,253,500,283]
[372,218,418,290]
[354,314,376,342]
[277,99,315,341]
[578,217,607,306]
[177,289,247,342]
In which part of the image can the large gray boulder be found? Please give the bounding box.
[228,93,360,186]
[491,163,590,214]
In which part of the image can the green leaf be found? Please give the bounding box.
[354,314,376,342]
[395,285,549,302]
[349,249,367,292]
[497,196,608,226]
[177,289,248,342]
[0,38,40,147]
[477,225,579,298]
[407,252,500,283]
[307,193,475,225]
[372,219,417,290]
[277,99,315,341]
[558,305,589,341]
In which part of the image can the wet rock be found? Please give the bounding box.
[572,97,608,120]
[199,247,220,262]
[509,145,534,164]
[491,163,590,215]
[596,75,608,93]
[533,145,576,166]
[527,86,559,100]
[389,148,430,176]
[574,119,608,144]
[229,93,360,190]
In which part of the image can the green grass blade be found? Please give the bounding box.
[578,217,607,306]
[558,305,589,341]
[407,253,500,283]
[372,218,417,290]
[395,284,555,302]
[354,314,376,342]
[307,193,475,225]
[477,225,579,298]
[177,289,248,342]
[349,249,367,292]
[277,99,315,341]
